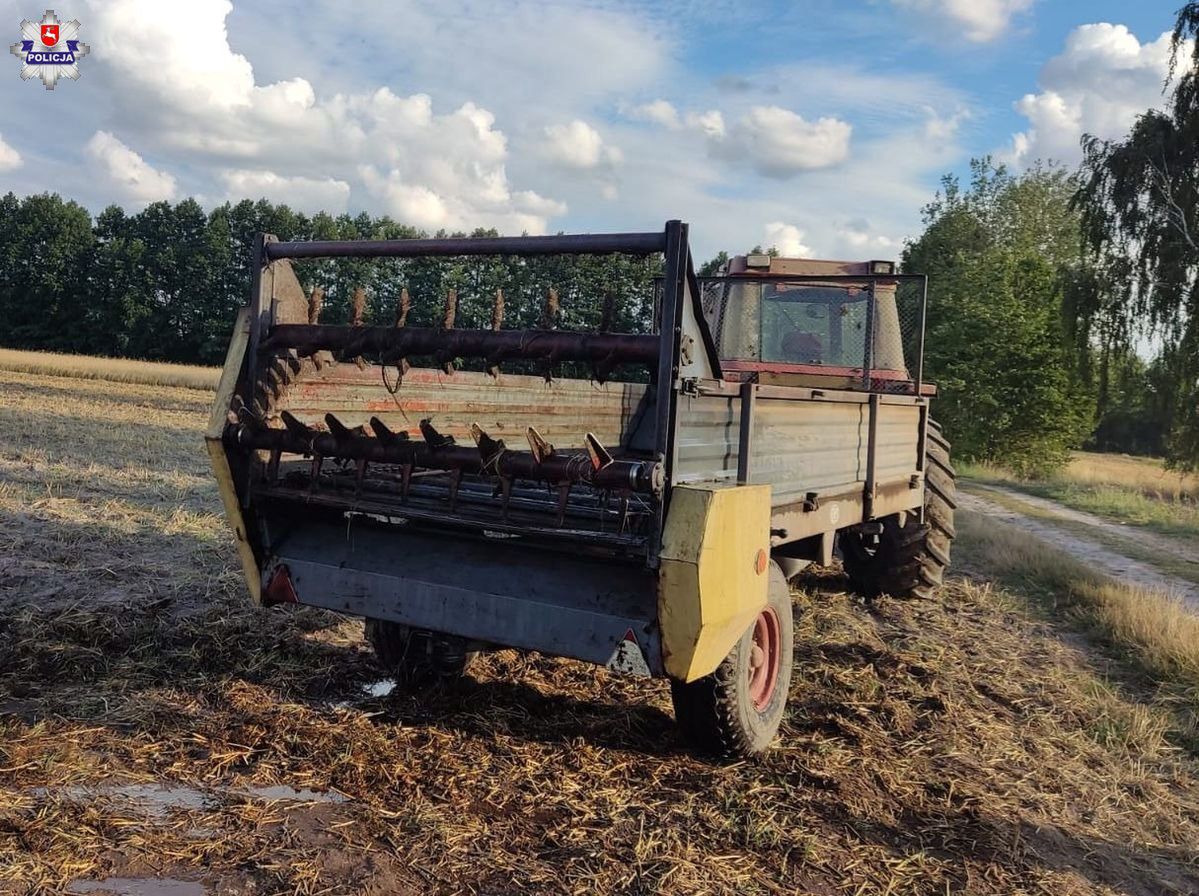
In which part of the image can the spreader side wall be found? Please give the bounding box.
[205,307,261,604]
[674,384,925,540]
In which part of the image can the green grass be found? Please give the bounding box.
[955,509,1199,738]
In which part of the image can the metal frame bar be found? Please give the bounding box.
[736,381,756,485]
[863,393,881,521]
[646,220,688,567]
[245,233,269,387]
[862,282,877,390]
[698,378,926,405]
[264,231,667,261]
[701,273,927,284]
[259,324,659,366]
[915,400,931,526]
[914,274,929,395]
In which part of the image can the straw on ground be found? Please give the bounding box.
[3,364,1199,895]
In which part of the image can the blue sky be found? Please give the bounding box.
[0,1,1189,260]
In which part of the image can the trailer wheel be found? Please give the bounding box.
[365,619,474,685]
[670,562,794,760]
[840,419,957,600]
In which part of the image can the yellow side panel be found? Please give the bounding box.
[658,484,772,682]
[206,307,250,439]
[205,307,261,604]
[206,439,261,604]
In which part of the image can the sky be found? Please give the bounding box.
[0,0,1189,261]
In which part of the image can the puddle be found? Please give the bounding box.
[34,784,211,819]
[365,678,396,698]
[33,781,346,817]
[69,878,206,896]
[243,784,346,803]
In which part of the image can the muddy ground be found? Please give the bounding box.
[2,369,1199,895]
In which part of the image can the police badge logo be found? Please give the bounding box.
[10,10,89,89]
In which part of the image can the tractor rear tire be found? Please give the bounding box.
[365,619,474,686]
[840,419,957,600]
[670,562,794,760]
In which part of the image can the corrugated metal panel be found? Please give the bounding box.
[674,394,740,485]
[874,403,920,482]
[278,363,647,448]
[751,399,866,503]
[673,394,919,509]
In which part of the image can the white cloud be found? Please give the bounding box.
[922,106,971,141]
[218,170,351,214]
[629,100,851,177]
[891,0,1034,43]
[763,222,813,257]
[0,0,963,262]
[542,120,623,170]
[79,0,566,233]
[1007,24,1190,166]
[359,165,565,233]
[0,134,21,172]
[717,106,852,177]
[685,110,726,139]
[84,131,177,204]
[623,102,727,139]
[626,99,681,129]
[836,220,901,255]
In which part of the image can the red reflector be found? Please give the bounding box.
[754,549,768,575]
[264,565,299,605]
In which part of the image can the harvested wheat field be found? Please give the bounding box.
[3,366,1199,895]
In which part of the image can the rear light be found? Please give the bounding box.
[746,253,772,269]
[870,260,895,275]
[264,564,299,605]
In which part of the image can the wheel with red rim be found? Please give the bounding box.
[670,561,794,760]
[747,606,782,711]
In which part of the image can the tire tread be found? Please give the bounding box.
[841,419,957,600]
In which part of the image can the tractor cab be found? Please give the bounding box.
[700,254,927,394]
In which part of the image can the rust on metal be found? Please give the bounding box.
[526,426,554,463]
[307,286,324,325]
[351,287,367,327]
[488,288,504,376]
[232,412,662,495]
[491,289,504,331]
[600,289,616,333]
[396,287,411,327]
[261,325,660,367]
[441,288,458,373]
[585,432,612,471]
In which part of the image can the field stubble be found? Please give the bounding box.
[2,368,1199,894]
[0,348,219,392]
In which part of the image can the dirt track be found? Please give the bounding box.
[958,485,1199,608]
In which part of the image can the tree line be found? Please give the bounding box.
[905,2,1199,473]
[0,196,660,368]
